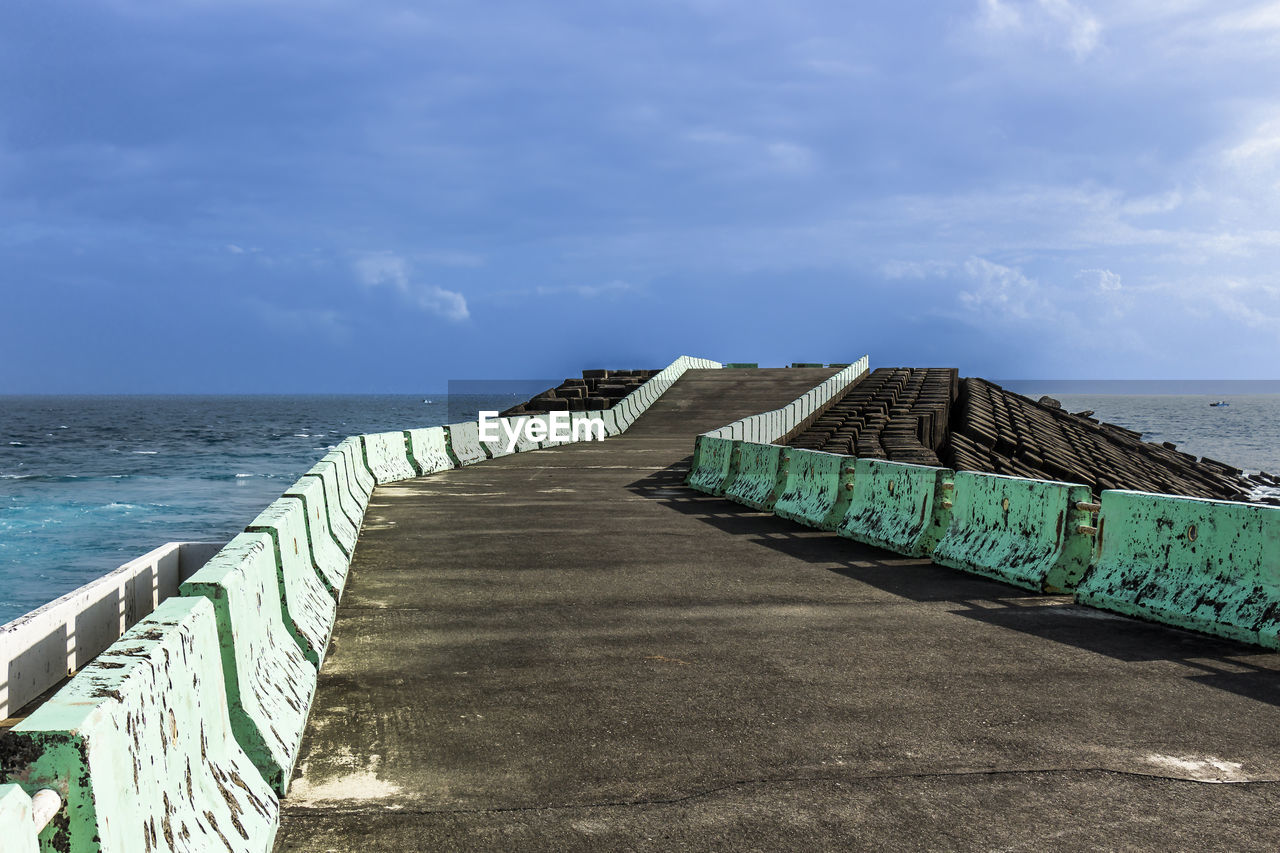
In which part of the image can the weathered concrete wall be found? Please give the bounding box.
[838,459,954,558]
[932,472,1095,593]
[1075,490,1280,648]
[180,533,317,794]
[1,597,280,852]
[0,542,220,720]
[773,449,857,530]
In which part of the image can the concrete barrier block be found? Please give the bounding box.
[687,436,741,496]
[299,463,360,553]
[775,450,857,530]
[514,416,548,452]
[335,435,373,494]
[179,533,317,794]
[0,542,219,721]
[838,460,954,558]
[247,495,339,665]
[447,421,489,466]
[724,442,790,511]
[406,427,453,475]
[271,479,349,603]
[362,431,417,484]
[338,436,376,497]
[320,450,370,522]
[598,408,621,437]
[932,471,1094,593]
[1,597,279,853]
[0,785,38,853]
[479,416,522,457]
[1075,491,1280,648]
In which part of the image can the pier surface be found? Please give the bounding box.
[276,369,1280,851]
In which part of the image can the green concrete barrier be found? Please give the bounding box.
[448,421,489,466]
[838,460,954,558]
[774,449,857,530]
[0,785,38,853]
[324,441,370,513]
[598,408,621,437]
[724,442,789,511]
[321,450,369,520]
[406,427,454,475]
[687,436,741,496]
[1,597,279,852]
[337,436,375,498]
[513,416,546,452]
[316,456,367,536]
[932,472,1094,593]
[362,431,418,483]
[246,495,339,665]
[1074,490,1280,648]
[479,416,521,457]
[273,478,349,600]
[300,463,360,553]
[179,533,317,794]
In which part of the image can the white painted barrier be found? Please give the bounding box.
[0,541,221,720]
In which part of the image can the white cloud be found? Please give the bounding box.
[957,257,1048,319]
[974,0,1102,59]
[1078,267,1122,290]
[226,243,245,254]
[353,251,470,322]
[534,279,636,298]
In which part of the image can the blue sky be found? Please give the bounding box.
[2,0,1279,391]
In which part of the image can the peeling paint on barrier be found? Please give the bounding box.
[774,449,857,530]
[1075,490,1280,648]
[932,471,1094,594]
[724,442,790,512]
[180,533,317,794]
[838,459,953,558]
[0,597,279,853]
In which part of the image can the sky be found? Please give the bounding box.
[2,0,1280,392]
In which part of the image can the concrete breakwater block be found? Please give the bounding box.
[180,533,318,794]
[406,427,453,475]
[266,481,348,602]
[687,436,741,497]
[0,785,38,853]
[0,597,279,852]
[838,459,954,558]
[297,463,360,553]
[774,449,857,530]
[1075,490,1280,648]
[932,471,1095,593]
[446,421,488,466]
[336,437,376,499]
[362,431,418,484]
[246,496,339,666]
[320,450,371,520]
[724,442,790,512]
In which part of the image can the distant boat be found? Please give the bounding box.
[1210,401,1229,407]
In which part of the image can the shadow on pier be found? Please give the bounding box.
[626,458,1280,711]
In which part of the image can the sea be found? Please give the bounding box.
[2,383,1280,626]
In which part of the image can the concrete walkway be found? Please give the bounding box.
[276,369,1280,852]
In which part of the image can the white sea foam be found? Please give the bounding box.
[132,451,158,455]
[8,442,23,446]
[235,473,253,478]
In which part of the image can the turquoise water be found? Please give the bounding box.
[0,395,520,624]
[2,389,1278,625]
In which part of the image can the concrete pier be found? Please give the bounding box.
[276,369,1280,851]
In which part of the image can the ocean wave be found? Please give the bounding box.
[8,442,24,446]
[132,451,159,455]
[235,473,254,478]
